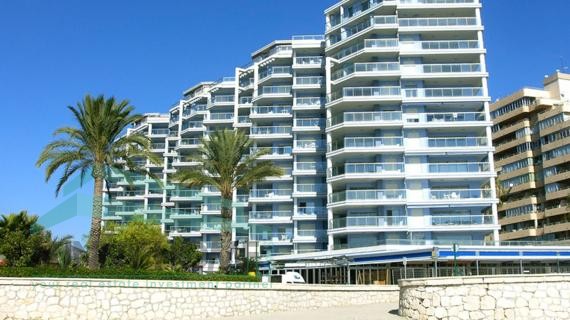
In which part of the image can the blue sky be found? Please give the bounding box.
[0,0,569,242]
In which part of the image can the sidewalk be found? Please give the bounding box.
[214,303,402,320]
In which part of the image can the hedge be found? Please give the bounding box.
[0,267,259,282]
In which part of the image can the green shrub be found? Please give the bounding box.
[0,266,259,282]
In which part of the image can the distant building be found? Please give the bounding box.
[491,71,570,241]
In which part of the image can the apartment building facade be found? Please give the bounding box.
[103,0,499,271]
[492,71,570,242]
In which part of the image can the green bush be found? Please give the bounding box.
[0,266,259,282]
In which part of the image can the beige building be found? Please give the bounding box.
[491,71,570,241]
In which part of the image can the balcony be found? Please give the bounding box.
[210,95,235,106]
[328,86,401,104]
[406,136,489,154]
[168,226,201,237]
[177,138,201,149]
[293,162,326,175]
[331,39,399,61]
[249,189,293,202]
[169,208,201,219]
[293,76,324,89]
[200,222,222,233]
[249,211,292,223]
[332,62,400,82]
[293,139,326,153]
[200,241,221,252]
[236,116,251,127]
[150,143,166,151]
[250,106,292,118]
[329,16,398,49]
[294,229,327,242]
[255,86,292,100]
[293,56,323,68]
[170,190,202,201]
[328,137,404,155]
[172,156,201,168]
[402,87,485,102]
[204,112,234,124]
[329,162,405,182]
[294,184,327,197]
[399,0,478,7]
[399,17,478,30]
[181,121,205,133]
[259,66,293,83]
[404,111,488,128]
[250,233,293,245]
[407,162,492,179]
[250,126,292,139]
[150,129,169,137]
[294,207,327,220]
[407,188,494,206]
[252,146,292,160]
[113,206,144,215]
[115,190,145,200]
[293,118,324,131]
[330,216,407,232]
[401,63,483,79]
[326,0,398,32]
[234,195,249,207]
[294,97,325,110]
[329,189,406,207]
[327,111,402,131]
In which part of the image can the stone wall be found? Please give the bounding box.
[399,274,570,320]
[0,278,398,319]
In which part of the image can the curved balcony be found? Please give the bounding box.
[328,189,406,208]
[327,111,402,132]
[328,137,404,157]
[332,62,400,83]
[331,39,399,62]
[328,162,405,183]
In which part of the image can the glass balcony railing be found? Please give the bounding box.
[295,139,326,150]
[250,126,292,135]
[237,116,251,124]
[295,76,324,86]
[207,113,234,121]
[292,35,325,41]
[296,207,327,217]
[201,223,222,231]
[427,137,488,147]
[249,211,291,220]
[399,0,476,4]
[202,203,221,211]
[296,229,327,237]
[330,137,403,151]
[295,97,325,106]
[252,106,292,115]
[250,189,293,198]
[421,40,479,50]
[211,95,235,104]
[171,190,201,198]
[260,86,292,95]
[403,87,484,98]
[295,118,323,127]
[169,208,200,216]
[295,162,326,171]
[201,241,221,250]
[179,138,201,146]
[424,63,481,73]
[146,204,163,211]
[239,97,253,105]
[168,226,201,233]
[429,189,493,200]
[259,66,292,80]
[250,233,292,242]
[114,206,144,213]
[151,129,169,135]
[251,146,292,156]
[330,86,401,102]
[431,215,494,226]
[332,39,399,60]
[295,56,323,65]
[151,143,166,150]
[296,184,326,193]
[181,121,204,131]
[116,190,145,197]
[332,62,400,80]
[268,45,292,56]
[330,189,406,203]
[328,111,402,126]
[428,162,490,173]
[235,195,249,203]
[399,17,477,27]
[332,216,407,229]
[330,162,404,176]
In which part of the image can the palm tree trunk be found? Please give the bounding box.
[87,165,104,270]
[219,196,233,273]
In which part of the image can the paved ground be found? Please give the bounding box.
[214,303,402,320]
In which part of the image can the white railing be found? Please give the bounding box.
[330,189,406,203]
[399,17,477,27]
[403,87,484,98]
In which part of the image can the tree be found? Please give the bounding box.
[175,129,283,273]
[99,220,168,270]
[164,237,202,271]
[0,211,71,267]
[36,95,160,270]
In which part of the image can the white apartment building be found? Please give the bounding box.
[103,0,499,272]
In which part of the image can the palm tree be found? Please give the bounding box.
[175,129,283,273]
[36,95,160,269]
[0,211,40,236]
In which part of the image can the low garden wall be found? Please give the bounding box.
[399,274,570,320]
[0,277,399,319]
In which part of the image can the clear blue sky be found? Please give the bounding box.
[0,0,569,243]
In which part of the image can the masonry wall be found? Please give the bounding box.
[399,274,570,320]
[0,278,398,320]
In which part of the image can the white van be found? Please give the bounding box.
[265,272,306,284]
